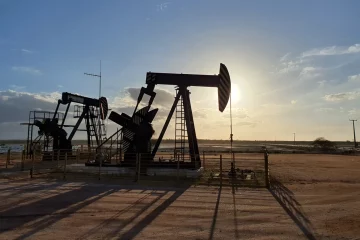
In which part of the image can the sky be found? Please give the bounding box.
[1,0,360,141]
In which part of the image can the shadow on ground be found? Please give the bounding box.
[269,176,317,240]
[0,179,190,240]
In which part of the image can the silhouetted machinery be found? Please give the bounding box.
[22,92,108,160]
[105,63,231,169]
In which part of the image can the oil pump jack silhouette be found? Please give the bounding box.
[23,92,108,160]
[106,63,231,169]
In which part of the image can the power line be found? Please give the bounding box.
[349,119,357,148]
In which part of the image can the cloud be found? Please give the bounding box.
[192,109,207,118]
[278,59,304,74]
[109,87,176,124]
[157,2,170,11]
[0,88,181,139]
[9,85,26,91]
[299,67,322,79]
[301,43,360,58]
[21,49,33,54]
[323,91,360,102]
[317,80,326,87]
[348,74,360,82]
[0,90,61,123]
[57,85,63,88]
[223,108,248,119]
[348,44,360,53]
[314,107,335,113]
[12,66,42,76]
[235,121,257,127]
[291,100,297,104]
[125,87,174,107]
[280,52,291,62]
[348,108,359,116]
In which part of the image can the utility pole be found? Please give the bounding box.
[229,84,235,176]
[293,133,296,145]
[350,119,357,148]
[84,60,103,143]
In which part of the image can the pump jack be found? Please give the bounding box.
[107,63,231,169]
[22,92,108,160]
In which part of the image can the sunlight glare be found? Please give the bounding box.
[231,83,241,103]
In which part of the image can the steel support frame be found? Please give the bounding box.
[152,86,201,167]
[180,87,200,164]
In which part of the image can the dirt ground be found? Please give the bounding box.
[0,153,359,240]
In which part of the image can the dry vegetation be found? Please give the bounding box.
[0,153,359,239]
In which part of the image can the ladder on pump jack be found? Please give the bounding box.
[174,89,187,162]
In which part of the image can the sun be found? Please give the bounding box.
[231,83,241,104]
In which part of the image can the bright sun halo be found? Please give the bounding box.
[231,83,241,103]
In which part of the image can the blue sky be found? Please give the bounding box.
[1,0,360,140]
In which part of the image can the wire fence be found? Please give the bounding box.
[0,149,270,187]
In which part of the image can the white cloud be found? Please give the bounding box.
[122,87,174,108]
[21,49,33,54]
[323,91,360,102]
[12,66,42,76]
[317,80,326,87]
[314,107,335,113]
[299,67,322,79]
[291,100,297,104]
[347,44,360,53]
[348,74,360,82]
[9,85,26,91]
[57,85,63,88]
[0,90,61,124]
[157,2,170,11]
[302,43,360,58]
[33,92,61,103]
[278,58,304,74]
[348,108,358,116]
[280,52,291,62]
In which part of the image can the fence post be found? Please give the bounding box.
[264,150,269,188]
[76,149,79,164]
[57,150,60,168]
[63,152,67,180]
[135,153,138,182]
[220,154,223,185]
[137,153,141,182]
[31,151,35,178]
[177,154,180,182]
[119,147,122,163]
[21,150,25,171]
[233,152,235,169]
[98,152,102,180]
[202,151,205,169]
[6,149,10,168]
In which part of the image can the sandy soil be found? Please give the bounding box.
[0,153,359,240]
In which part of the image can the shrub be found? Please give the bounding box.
[311,137,337,152]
